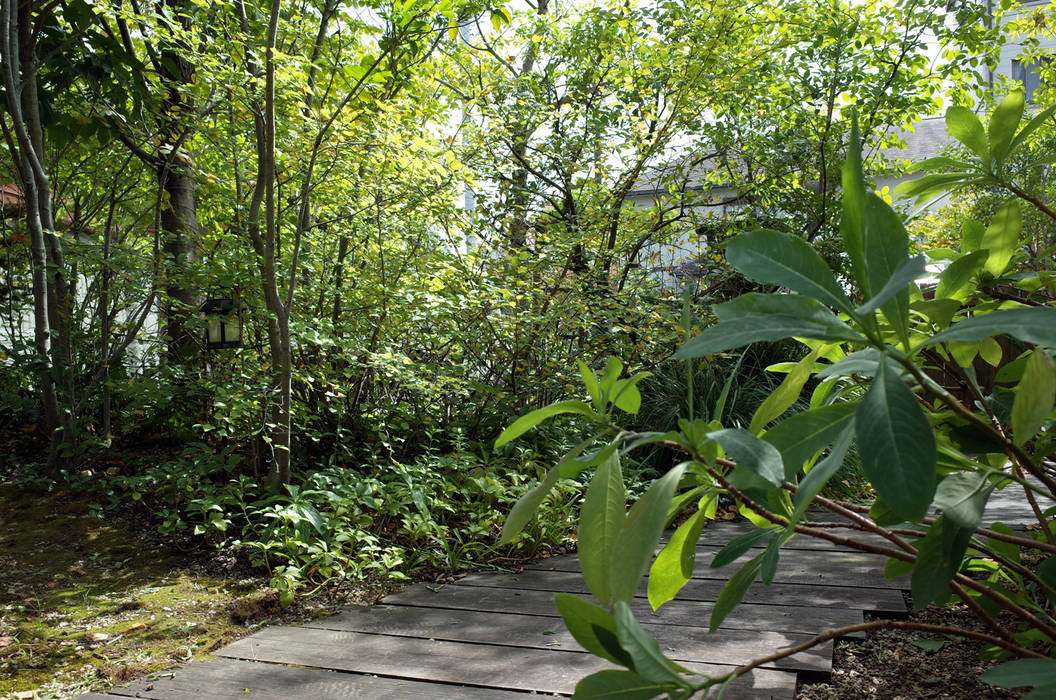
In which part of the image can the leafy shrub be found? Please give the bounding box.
[499,93,1056,698]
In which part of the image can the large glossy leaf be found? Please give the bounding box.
[923,307,1056,348]
[933,471,993,530]
[980,199,1022,277]
[1011,350,1056,446]
[749,349,820,434]
[989,90,1025,168]
[842,117,869,295]
[709,553,762,633]
[816,348,903,379]
[982,659,1056,689]
[863,194,911,347]
[726,230,853,313]
[935,250,987,300]
[855,254,927,316]
[610,463,688,603]
[573,670,678,700]
[495,400,597,448]
[855,360,936,521]
[714,293,851,326]
[763,403,857,480]
[893,173,975,203]
[648,507,707,609]
[611,374,650,416]
[708,429,784,487]
[579,359,601,409]
[613,601,690,684]
[911,516,973,610]
[554,593,630,667]
[676,313,861,359]
[579,451,626,606]
[946,105,988,163]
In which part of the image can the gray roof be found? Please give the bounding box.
[877,117,953,165]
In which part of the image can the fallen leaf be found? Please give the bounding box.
[72,567,87,576]
[121,623,148,635]
[84,633,110,642]
[14,691,36,699]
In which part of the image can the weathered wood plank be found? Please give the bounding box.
[690,525,912,551]
[218,625,797,699]
[382,583,867,637]
[102,658,539,699]
[305,604,831,672]
[526,548,908,590]
[454,569,907,612]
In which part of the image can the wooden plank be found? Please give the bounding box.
[305,604,831,673]
[382,583,867,637]
[218,625,797,699]
[526,548,908,590]
[690,525,910,551]
[454,569,906,612]
[101,658,538,699]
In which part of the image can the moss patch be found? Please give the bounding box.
[0,483,281,699]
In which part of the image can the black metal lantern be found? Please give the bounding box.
[200,298,242,350]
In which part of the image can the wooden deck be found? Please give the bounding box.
[81,485,1045,699]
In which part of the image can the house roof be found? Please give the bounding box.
[876,117,952,165]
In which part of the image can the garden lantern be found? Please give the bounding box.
[200,297,242,350]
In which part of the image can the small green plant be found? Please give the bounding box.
[499,92,1056,698]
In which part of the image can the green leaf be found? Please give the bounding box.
[980,199,1022,278]
[989,90,1025,168]
[933,472,993,530]
[495,400,597,448]
[676,312,860,359]
[923,308,1056,348]
[816,348,903,379]
[905,156,973,173]
[842,116,869,296]
[986,521,1021,564]
[935,250,988,300]
[863,194,911,347]
[912,299,963,329]
[500,465,562,543]
[579,451,626,606]
[750,349,821,434]
[648,507,707,610]
[962,220,985,252]
[714,293,853,327]
[710,553,762,633]
[1012,350,1056,445]
[726,229,853,313]
[790,426,855,525]
[554,593,631,667]
[855,254,927,316]
[613,601,690,684]
[707,429,784,487]
[600,357,624,402]
[612,374,650,415]
[710,527,776,569]
[856,360,936,521]
[760,535,782,585]
[981,658,1056,688]
[946,105,989,163]
[911,516,973,610]
[296,503,326,535]
[573,670,677,699]
[579,360,601,409]
[1007,102,1056,158]
[610,464,689,604]
[894,173,974,203]
[763,403,858,480]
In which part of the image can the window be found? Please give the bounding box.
[1012,57,1052,103]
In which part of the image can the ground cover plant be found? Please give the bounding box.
[497,93,1056,698]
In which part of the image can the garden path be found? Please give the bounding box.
[80,485,1046,700]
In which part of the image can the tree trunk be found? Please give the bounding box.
[0,0,63,472]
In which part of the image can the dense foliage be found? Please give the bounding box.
[499,94,1056,697]
[0,0,1049,636]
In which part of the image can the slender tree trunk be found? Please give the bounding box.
[0,0,62,472]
